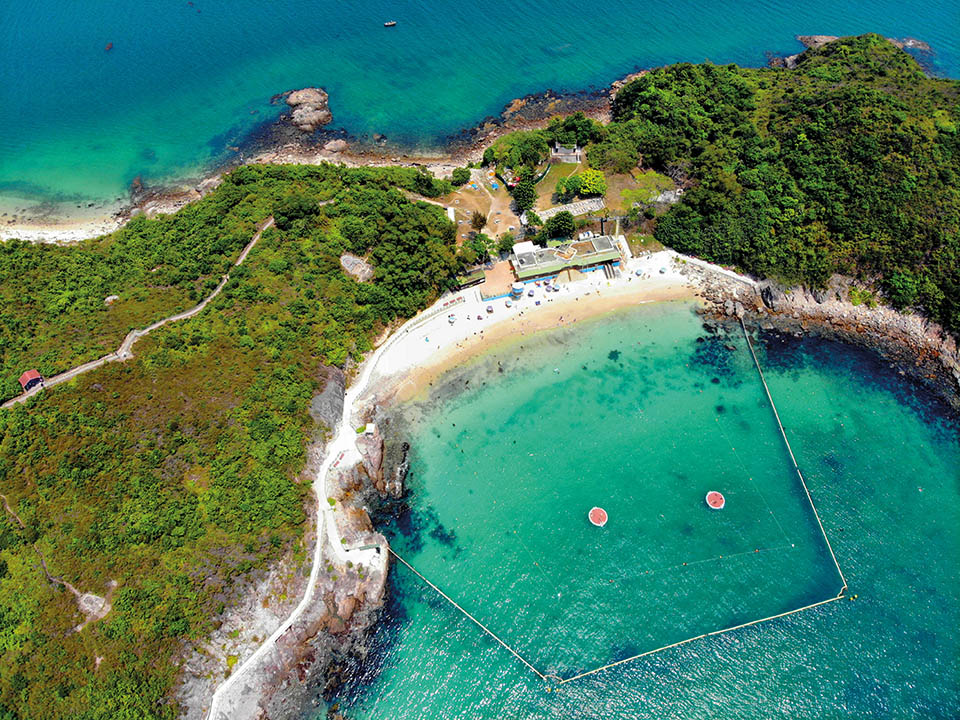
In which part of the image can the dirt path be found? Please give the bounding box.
[3,491,118,632]
[2,217,274,410]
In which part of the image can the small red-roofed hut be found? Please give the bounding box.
[19,369,43,392]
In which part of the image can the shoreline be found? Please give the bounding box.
[0,31,938,245]
[363,268,697,409]
[197,249,699,717]
[0,83,613,244]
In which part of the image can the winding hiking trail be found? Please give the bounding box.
[1,217,274,410]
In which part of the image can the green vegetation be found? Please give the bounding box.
[542,211,576,239]
[482,113,604,209]
[511,180,536,212]
[2,33,958,719]
[556,168,607,201]
[470,211,487,232]
[0,163,457,718]
[598,35,960,332]
[0,164,451,403]
[617,170,674,208]
[849,287,879,308]
[482,130,549,177]
[461,233,497,264]
[451,167,471,186]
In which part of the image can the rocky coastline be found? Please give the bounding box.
[86,33,955,717]
[680,262,960,413]
[172,364,409,720]
[172,257,960,718]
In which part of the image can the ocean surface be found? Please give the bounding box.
[325,302,959,719]
[1,0,959,216]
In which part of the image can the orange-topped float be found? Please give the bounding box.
[588,506,608,527]
[705,491,725,510]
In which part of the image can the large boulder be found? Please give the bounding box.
[310,366,346,433]
[285,87,332,132]
[760,282,788,312]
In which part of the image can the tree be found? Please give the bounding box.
[524,210,542,230]
[544,211,575,239]
[512,180,536,212]
[274,192,316,230]
[486,131,550,170]
[497,232,516,254]
[451,168,471,186]
[470,211,487,232]
[576,169,607,196]
[555,174,582,202]
[545,112,605,148]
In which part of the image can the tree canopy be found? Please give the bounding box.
[594,35,960,333]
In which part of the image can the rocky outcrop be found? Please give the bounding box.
[339,253,374,283]
[323,139,349,153]
[610,70,648,99]
[797,34,931,52]
[283,88,333,133]
[310,366,346,435]
[177,413,401,720]
[680,261,960,411]
[770,34,932,69]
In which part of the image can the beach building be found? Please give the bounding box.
[510,236,622,281]
[456,268,486,289]
[552,142,581,163]
[18,369,43,392]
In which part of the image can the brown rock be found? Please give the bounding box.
[285,87,333,132]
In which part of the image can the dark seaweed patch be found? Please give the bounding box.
[688,335,742,387]
[821,452,843,475]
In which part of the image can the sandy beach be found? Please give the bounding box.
[359,249,701,407]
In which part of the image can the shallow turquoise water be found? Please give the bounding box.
[327,303,959,718]
[1,0,958,210]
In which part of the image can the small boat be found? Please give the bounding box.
[384,21,397,27]
[105,42,113,52]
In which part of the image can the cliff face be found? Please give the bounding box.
[682,262,960,410]
[227,425,399,720]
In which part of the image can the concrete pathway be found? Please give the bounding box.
[205,294,436,719]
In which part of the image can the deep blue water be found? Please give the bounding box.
[1,0,958,211]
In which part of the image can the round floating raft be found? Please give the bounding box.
[705,491,725,510]
[588,507,608,527]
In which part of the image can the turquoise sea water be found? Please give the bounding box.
[1,0,958,212]
[326,303,959,718]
